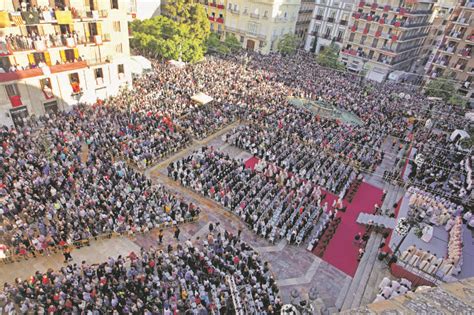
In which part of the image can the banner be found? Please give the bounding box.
[0,11,10,27]
[21,11,39,25]
[10,12,24,26]
[55,11,73,24]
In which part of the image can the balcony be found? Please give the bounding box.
[452,16,470,25]
[229,8,239,14]
[0,61,88,83]
[50,61,88,73]
[340,20,348,26]
[217,4,225,9]
[216,17,224,23]
[447,31,465,40]
[208,16,215,21]
[209,2,216,7]
[327,17,335,23]
[315,15,323,20]
[250,13,260,19]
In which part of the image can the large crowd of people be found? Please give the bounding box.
[168,147,330,244]
[0,49,472,311]
[0,235,282,314]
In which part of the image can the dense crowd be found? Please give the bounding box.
[168,147,330,244]
[0,236,282,314]
[0,109,199,259]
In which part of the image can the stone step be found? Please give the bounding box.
[340,232,382,311]
[335,276,352,311]
[350,233,383,309]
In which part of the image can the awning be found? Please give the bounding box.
[191,92,213,105]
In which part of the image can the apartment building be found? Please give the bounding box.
[340,0,434,82]
[131,0,161,20]
[426,0,473,101]
[295,0,316,45]
[304,0,354,54]
[200,0,226,35]
[224,0,300,53]
[0,0,133,127]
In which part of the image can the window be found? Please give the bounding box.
[40,78,54,99]
[94,68,104,79]
[248,22,258,35]
[240,35,244,43]
[113,21,121,32]
[5,84,20,97]
[27,52,51,66]
[264,10,268,17]
[111,0,119,9]
[69,72,80,93]
[60,49,78,63]
[118,64,124,74]
[116,43,123,53]
[330,10,336,18]
[313,24,320,34]
[259,40,265,48]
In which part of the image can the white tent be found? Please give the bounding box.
[450,129,470,142]
[129,56,153,75]
[465,112,474,121]
[191,92,213,105]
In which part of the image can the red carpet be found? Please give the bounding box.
[244,156,260,170]
[314,182,384,277]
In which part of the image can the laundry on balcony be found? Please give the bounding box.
[391,34,398,42]
[379,18,385,24]
[358,1,365,8]
[351,25,357,32]
[383,5,390,12]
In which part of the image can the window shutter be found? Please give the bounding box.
[44,52,51,66]
[73,48,79,59]
[27,53,35,65]
[60,50,66,62]
[97,22,102,35]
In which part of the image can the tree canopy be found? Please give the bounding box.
[424,77,467,108]
[206,33,242,55]
[130,0,210,63]
[277,34,300,56]
[315,42,345,70]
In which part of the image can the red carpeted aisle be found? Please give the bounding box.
[316,182,384,277]
[244,156,260,170]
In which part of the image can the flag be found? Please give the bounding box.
[10,12,24,26]
[21,11,39,25]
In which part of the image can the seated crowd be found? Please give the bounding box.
[0,235,282,314]
[168,147,330,244]
[0,108,199,259]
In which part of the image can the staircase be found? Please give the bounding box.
[337,186,405,311]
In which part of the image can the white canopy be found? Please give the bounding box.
[129,56,153,75]
[465,112,474,121]
[450,129,470,142]
[191,92,213,105]
[168,60,186,68]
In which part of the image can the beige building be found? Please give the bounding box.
[304,0,354,54]
[224,0,301,53]
[426,0,473,101]
[0,0,133,127]
[295,0,315,45]
[340,0,434,82]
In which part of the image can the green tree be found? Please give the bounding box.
[424,77,456,101]
[131,0,210,63]
[277,34,300,56]
[316,42,345,70]
[205,33,230,55]
[224,34,242,53]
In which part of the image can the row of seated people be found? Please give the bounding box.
[167,147,330,244]
[0,234,282,314]
[399,244,459,279]
[0,110,199,260]
[408,186,464,227]
[224,123,362,196]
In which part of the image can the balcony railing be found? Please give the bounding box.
[327,17,335,23]
[250,13,260,19]
[340,20,348,26]
[315,15,323,20]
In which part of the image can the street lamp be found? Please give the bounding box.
[388,215,422,265]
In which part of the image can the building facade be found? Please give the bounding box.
[340,0,434,82]
[0,0,133,127]
[201,0,227,36]
[426,0,473,101]
[295,0,315,45]
[131,0,161,20]
[224,0,301,54]
[304,0,354,54]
